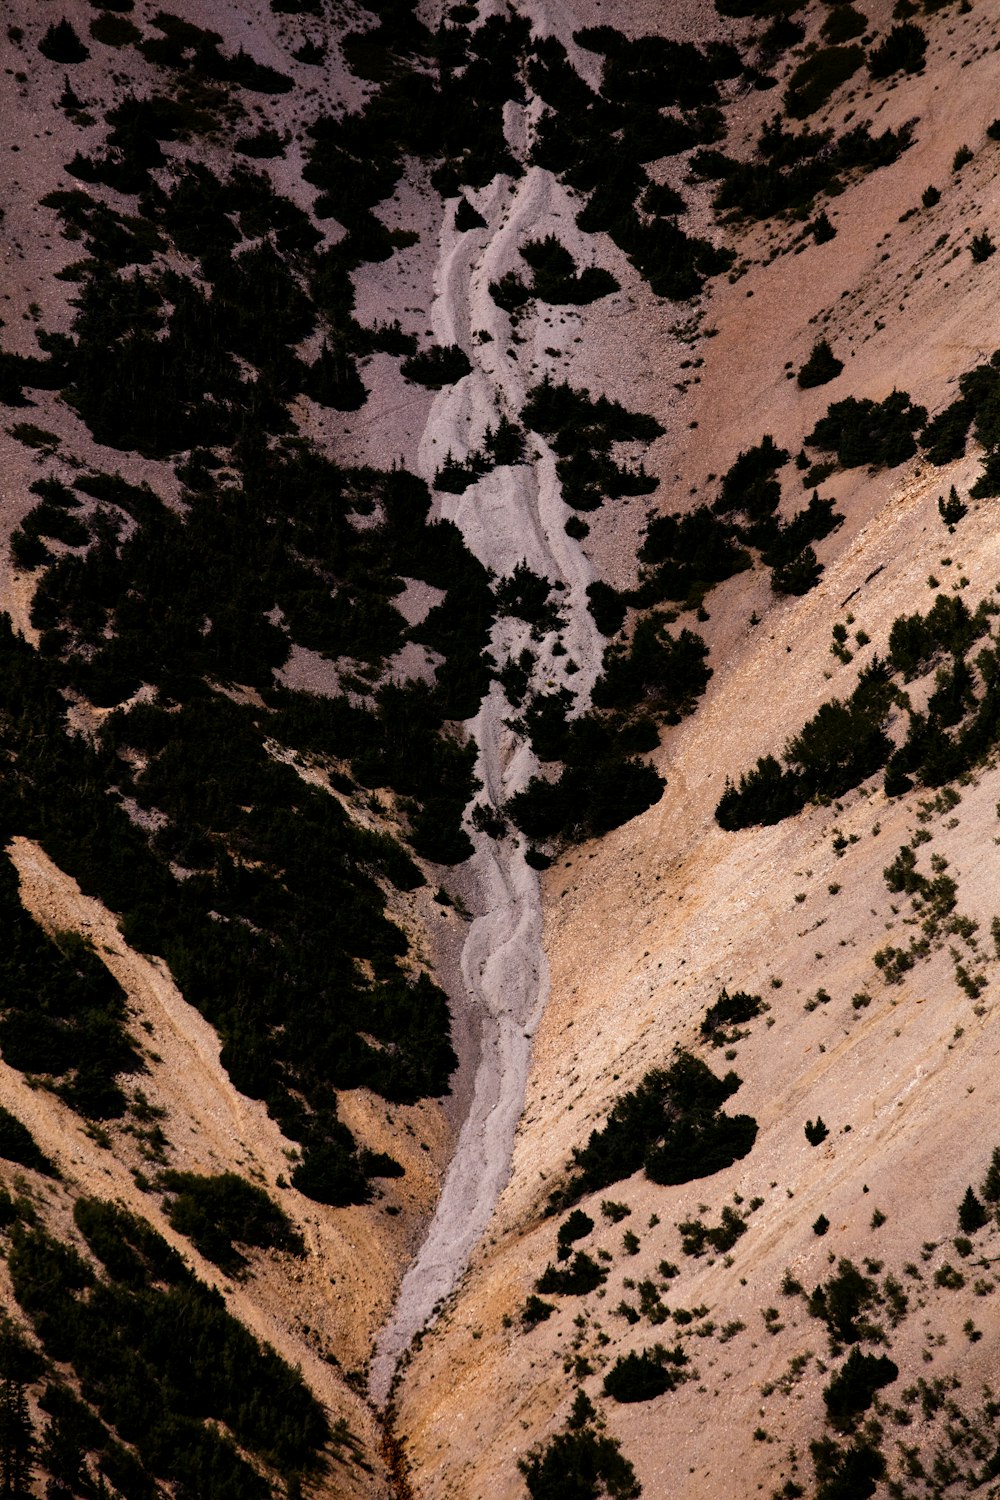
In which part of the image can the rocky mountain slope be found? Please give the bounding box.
[1,0,1000,1498]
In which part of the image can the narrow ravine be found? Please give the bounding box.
[369,135,609,1404]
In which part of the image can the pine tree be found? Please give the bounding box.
[937,485,967,529]
[981,1146,1000,1203]
[0,1377,34,1499]
[958,1185,989,1234]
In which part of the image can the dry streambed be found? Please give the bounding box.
[369,144,607,1403]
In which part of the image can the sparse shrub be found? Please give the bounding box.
[868,22,927,78]
[557,1209,595,1260]
[536,1252,607,1296]
[952,144,974,172]
[700,988,764,1045]
[785,46,864,119]
[824,1348,899,1431]
[521,1294,555,1328]
[400,344,472,387]
[519,1425,640,1499]
[602,1345,689,1403]
[798,340,844,390]
[808,1259,879,1343]
[39,19,90,63]
[970,232,996,264]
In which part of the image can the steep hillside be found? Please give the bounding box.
[388,3,1000,1500]
[2,0,1000,1498]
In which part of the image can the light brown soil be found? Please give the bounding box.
[392,3,1000,1496]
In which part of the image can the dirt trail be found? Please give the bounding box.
[368,106,607,1402]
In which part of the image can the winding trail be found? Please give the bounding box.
[369,128,609,1405]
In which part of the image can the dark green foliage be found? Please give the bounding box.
[557,1210,595,1260]
[922,183,941,207]
[641,182,687,217]
[810,1436,885,1500]
[496,564,563,632]
[519,1425,641,1499]
[691,113,914,223]
[717,661,896,828]
[770,545,822,596]
[807,1259,879,1344]
[522,376,662,512]
[518,235,619,305]
[922,397,973,465]
[159,1172,304,1273]
[9,1213,328,1497]
[785,661,895,797]
[822,6,867,42]
[73,1198,187,1290]
[700,988,764,1045]
[525,30,737,301]
[489,272,531,312]
[0,1109,56,1179]
[970,231,996,264]
[812,210,837,244]
[716,435,788,519]
[521,1294,555,1328]
[806,390,928,469]
[887,594,981,677]
[636,506,751,610]
[536,1252,607,1296]
[678,1204,746,1256]
[784,46,864,119]
[586,581,627,637]
[39,20,90,64]
[236,128,288,158]
[602,1345,689,1403]
[981,1146,1000,1203]
[814,1214,830,1236]
[798,339,843,389]
[805,1118,829,1146]
[0,1320,38,1500]
[290,1140,372,1208]
[0,859,140,1121]
[0,602,465,1195]
[551,1051,757,1210]
[89,13,142,46]
[868,22,927,77]
[958,1185,989,1233]
[455,196,487,231]
[715,754,805,829]
[592,619,711,723]
[400,344,472,387]
[506,756,665,845]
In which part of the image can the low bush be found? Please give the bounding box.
[551,1051,757,1210]
[798,339,844,389]
[400,344,472,386]
[603,1345,689,1402]
[159,1172,305,1273]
